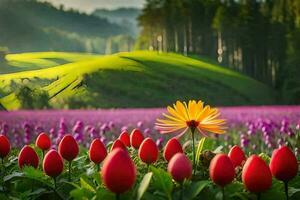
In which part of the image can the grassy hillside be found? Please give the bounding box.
[0,51,277,110]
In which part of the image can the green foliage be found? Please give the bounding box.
[1,144,300,200]
[15,85,51,109]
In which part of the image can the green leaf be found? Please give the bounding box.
[150,166,173,199]
[195,137,213,166]
[3,172,23,182]
[183,180,211,200]
[259,153,271,164]
[80,177,96,193]
[137,172,153,200]
[289,187,300,198]
[96,188,115,200]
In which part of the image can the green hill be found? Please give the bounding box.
[0,0,127,53]
[0,51,277,110]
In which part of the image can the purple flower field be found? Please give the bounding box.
[0,106,300,154]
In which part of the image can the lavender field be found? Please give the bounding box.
[1,106,300,155]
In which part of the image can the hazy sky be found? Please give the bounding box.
[40,0,145,13]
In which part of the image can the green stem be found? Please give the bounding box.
[284,181,289,200]
[116,193,120,200]
[191,129,196,175]
[42,150,45,160]
[222,187,225,200]
[68,161,72,181]
[97,164,100,172]
[180,182,184,200]
[257,193,261,200]
[53,177,57,190]
[147,164,150,172]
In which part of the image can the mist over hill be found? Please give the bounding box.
[0,0,132,53]
[93,8,141,37]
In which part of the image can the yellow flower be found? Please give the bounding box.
[156,100,226,137]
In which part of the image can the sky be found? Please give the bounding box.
[40,0,145,13]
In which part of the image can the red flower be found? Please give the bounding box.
[168,153,192,183]
[209,154,235,187]
[130,129,144,149]
[89,139,107,164]
[58,134,79,161]
[119,131,130,147]
[0,135,10,158]
[163,138,183,162]
[35,132,51,151]
[242,155,272,193]
[269,146,298,182]
[111,139,127,151]
[101,148,136,194]
[228,145,246,168]
[138,137,159,164]
[43,149,64,177]
[18,145,39,169]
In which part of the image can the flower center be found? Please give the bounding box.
[186,120,199,129]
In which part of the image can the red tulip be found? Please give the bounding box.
[101,148,136,194]
[0,135,10,158]
[168,153,192,183]
[269,146,298,182]
[242,155,272,193]
[111,139,127,151]
[89,139,107,164]
[228,145,246,168]
[58,134,79,161]
[209,154,235,187]
[138,137,159,164]
[119,131,130,147]
[43,149,64,177]
[130,129,144,149]
[163,138,183,162]
[35,132,51,151]
[18,145,39,169]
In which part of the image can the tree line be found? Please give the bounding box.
[137,0,300,103]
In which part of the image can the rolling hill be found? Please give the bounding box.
[0,51,277,110]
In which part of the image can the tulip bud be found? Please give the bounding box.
[130,129,144,149]
[138,137,159,164]
[89,138,107,164]
[18,145,39,169]
[0,135,10,158]
[269,146,298,182]
[43,150,64,177]
[242,155,272,193]
[163,138,183,162]
[119,131,130,147]
[111,139,127,151]
[209,154,235,187]
[58,134,79,161]
[36,132,51,151]
[101,148,136,194]
[168,153,192,183]
[228,145,246,168]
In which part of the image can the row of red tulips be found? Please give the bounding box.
[0,128,298,199]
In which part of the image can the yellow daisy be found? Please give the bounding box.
[156,100,226,138]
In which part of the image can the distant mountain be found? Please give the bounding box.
[0,0,128,53]
[93,8,141,37]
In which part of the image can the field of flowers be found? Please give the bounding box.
[0,103,300,200]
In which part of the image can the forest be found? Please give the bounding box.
[137,0,300,103]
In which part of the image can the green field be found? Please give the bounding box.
[0,51,277,110]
